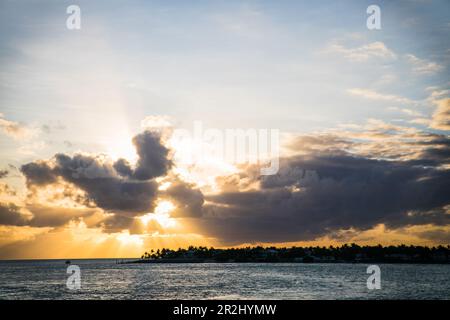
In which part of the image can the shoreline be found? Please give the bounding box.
[122,259,450,265]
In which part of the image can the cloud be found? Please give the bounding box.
[28,205,98,228]
[328,41,396,62]
[388,107,423,117]
[132,131,172,180]
[140,115,173,129]
[196,155,449,244]
[40,122,66,135]
[21,161,58,186]
[113,158,133,178]
[430,98,450,131]
[414,135,450,166]
[0,203,29,226]
[14,130,206,234]
[347,88,416,105]
[0,113,32,139]
[0,183,17,196]
[0,170,8,179]
[162,178,204,217]
[21,155,159,215]
[191,130,450,244]
[418,227,450,243]
[410,118,431,126]
[405,54,444,75]
[328,121,450,166]
[20,131,173,218]
[285,134,354,155]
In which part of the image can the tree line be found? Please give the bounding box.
[139,244,450,263]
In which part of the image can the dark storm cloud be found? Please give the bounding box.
[163,179,204,217]
[53,153,159,213]
[0,203,27,226]
[113,158,133,177]
[99,213,137,233]
[112,131,172,180]
[21,161,56,186]
[0,202,97,227]
[19,131,172,217]
[20,155,159,215]
[132,131,172,180]
[418,228,450,243]
[408,134,450,166]
[194,134,450,244]
[418,147,450,166]
[26,205,97,227]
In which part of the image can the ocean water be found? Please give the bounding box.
[0,260,449,299]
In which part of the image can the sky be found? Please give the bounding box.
[0,0,449,259]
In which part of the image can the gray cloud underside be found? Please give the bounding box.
[20,131,171,214]
[0,203,96,227]
[195,135,450,244]
[14,130,202,230]
[3,129,449,245]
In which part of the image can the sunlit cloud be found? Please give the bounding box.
[327,41,396,62]
[405,54,444,75]
[0,113,35,140]
[347,88,417,105]
[430,98,450,130]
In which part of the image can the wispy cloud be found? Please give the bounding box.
[430,98,450,130]
[328,41,396,62]
[405,54,444,75]
[347,88,416,105]
[0,113,33,139]
[392,107,423,117]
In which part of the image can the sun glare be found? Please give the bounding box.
[116,231,144,246]
[105,131,137,162]
[140,200,177,229]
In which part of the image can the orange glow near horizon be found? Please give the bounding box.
[0,222,449,260]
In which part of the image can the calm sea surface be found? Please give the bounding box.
[0,260,449,299]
